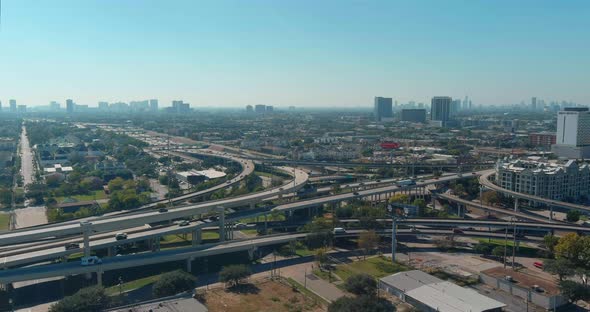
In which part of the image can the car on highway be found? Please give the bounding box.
[234,223,247,229]
[158,207,168,213]
[333,227,347,234]
[226,180,232,184]
[533,261,543,269]
[209,216,219,221]
[81,256,102,266]
[179,220,190,226]
[353,192,359,195]
[65,243,80,250]
[115,233,128,240]
[452,228,464,234]
[472,172,477,175]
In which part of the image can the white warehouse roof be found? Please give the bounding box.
[407,281,505,312]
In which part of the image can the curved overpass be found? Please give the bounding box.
[0,167,308,246]
[479,170,590,212]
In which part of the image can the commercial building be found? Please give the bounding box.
[98,101,109,110]
[480,267,566,310]
[255,104,266,113]
[552,107,590,159]
[495,157,590,203]
[245,105,253,112]
[450,99,461,115]
[66,99,74,113]
[149,99,158,112]
[9,99,17,113]
[374,97,393,122]
[50,101,61,111]
[176,169,226,185]
[266,105,274,113]
[379,270,504,312]
[171,100,190,113]
[529,132,556,147]
[401,109,426,123]
[430,96,452,127]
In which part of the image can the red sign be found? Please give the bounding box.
[380,142,400,150]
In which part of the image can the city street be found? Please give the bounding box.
[16,125,47,228]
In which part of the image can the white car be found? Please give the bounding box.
[333,227,347,234]
[81,256,102,266]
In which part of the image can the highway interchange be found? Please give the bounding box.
[0,132,588,288]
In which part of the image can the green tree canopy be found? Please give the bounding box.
[152,270,196,298]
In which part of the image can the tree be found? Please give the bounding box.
[49,286,109,312]
[543,258,575,281]
[358,230,379,259]
[152,270,196,298]
[305,231,333,249]
[389,193,409,204]
[492,246,505,260]
[315,247,329,269]
[344,273,377,296]
[481,191,500,206]
[328,295,395,312]
[412,198,427,216]
[566,210,581,222]
[219,265,251,288]
[555,233,583,263]
[543,234,560,254]
[559,280,590,303]
[474,242,492,255]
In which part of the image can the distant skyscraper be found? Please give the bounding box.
[531,97,537,111]
[552,107,590,158]
[266,105,274,113]
[401,109,427,123]
[255,105,266,113]
[462,96,469,110]
[171,100,190,113]
[17,105,26,113]
[149,99,158,112]
[373,97,393,122]
[9,99,17,113]
[246,105,253,112]
[450,99,461,115]
[98,101,109,110]
[430,96,452,127]
[50,101,61,111]
[66,99,74,113]
[0,101,2,112]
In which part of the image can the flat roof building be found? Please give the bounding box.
[380,270,505,312]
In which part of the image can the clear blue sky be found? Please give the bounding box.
[1,0,588,107]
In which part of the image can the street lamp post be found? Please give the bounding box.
[511,216,517,270]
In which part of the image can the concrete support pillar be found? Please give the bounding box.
[82,225,91,258]
[549,206,553,220]
[264,213,268,234]
[192,228,202,246]
[154,237,161,251]
[186,257,193,273]
[107,246,114,257]
[97,270,103,286]
[513,198,518,212]
[218,206,226,242]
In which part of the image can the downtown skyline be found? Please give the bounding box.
[1,0,589,107]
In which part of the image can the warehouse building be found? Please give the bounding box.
[379,270,505,312]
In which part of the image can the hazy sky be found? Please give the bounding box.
[1,0,589,107]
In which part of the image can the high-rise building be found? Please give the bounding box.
[9,99,17,113]
[450,99,461,115]
[17,105,26,113]
[531,97,537,111]
[552,107,590,158]
[66,99,74,113]
[50,101,61,111]
[0,101,2,112]
[98,102,109,110]
[401,109,426,123]
[462,96,469,110]
[149,99,158,112]
[266,105,274,113]
[373,97,393,122]
[430,96,452,127]
[255,105,266,113]
[246,105,253,112]
[529,132,556,147]
[171,100,190,113]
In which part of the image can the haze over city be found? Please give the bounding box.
[1,1,590,312]
[1,0,589,107]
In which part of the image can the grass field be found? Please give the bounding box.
[476,238,539,256]
[105,274,161,296]
[0,213,10,231]
[160,231,220,246]
[331,256,409,281]
[56,190,108,203]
